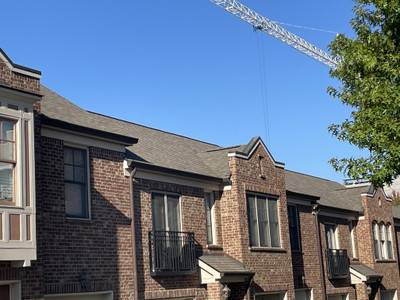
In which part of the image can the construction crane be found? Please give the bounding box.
[207,0,340,68]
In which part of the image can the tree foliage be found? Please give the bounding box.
[328,0,400,188]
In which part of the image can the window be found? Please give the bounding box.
[373,221,393,260]
[288,205,301,251]
[0,119,15,204]
[327,294,348,300]
[205,192,216,244]
[325,224,338,249]
[64,147,89,219]
[256,292,286,300]
[247,193,280,248]
[152,193,181,232]
[349,221,356,258]
[381,290,396,300]
[295,290,312,300]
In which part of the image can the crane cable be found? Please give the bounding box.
[255,30,271,148]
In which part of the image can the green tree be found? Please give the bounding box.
[328,0,400,188]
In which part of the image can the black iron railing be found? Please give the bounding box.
[325,249,350,279]
[148,230,196,276]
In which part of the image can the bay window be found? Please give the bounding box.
[0,119,15,204]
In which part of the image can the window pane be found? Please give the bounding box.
[380,223,387,258]
[269,199,280,247]
[373,223,381,259]
[2,121,14,141]
[257,197,269,247]
[74,166,85,182]
[288,205,300,251]
[74,149,84,166]
[386,225,393,259]
[326,225,337,249]
[152,194,166,231]
[167,195,180,232]
[2,141,14,161]
[247,195,259,247]
[65,183,83,216]
[64,148,73,164]
[0,162,13,201]
[64,165,74,181]
[205,193,214,244]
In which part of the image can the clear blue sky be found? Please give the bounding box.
[2,0,363,183]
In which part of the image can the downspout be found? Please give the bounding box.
[129,166,138,300]
[313,203,327,300]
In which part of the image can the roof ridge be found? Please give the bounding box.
[205,145,243,153]
[285,169,342,185]
[86,110,221,148]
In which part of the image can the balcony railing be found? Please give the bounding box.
[325,249,350,279]
[149,230,196,276]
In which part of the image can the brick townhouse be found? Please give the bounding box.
[1,48,400,300]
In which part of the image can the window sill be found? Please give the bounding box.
[65,216,91,221]
[375,259,396,263]
[249,247,286,253]
[206,244,223,250]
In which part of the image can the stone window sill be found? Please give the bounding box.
[249,247,287,253]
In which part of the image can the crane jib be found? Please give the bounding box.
[208,0,339,68]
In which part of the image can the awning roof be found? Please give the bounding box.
[350,263,383,284]
[198,253,254,284]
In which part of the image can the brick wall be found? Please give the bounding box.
[0,56,40,95]
[132,177,209,299]
[224,144,295,299]
[360,189,400,299]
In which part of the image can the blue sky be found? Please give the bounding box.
[2,0,362,183]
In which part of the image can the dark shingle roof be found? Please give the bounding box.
[199,253,254,275]
[285,170,369,213]
[40,85,231,178]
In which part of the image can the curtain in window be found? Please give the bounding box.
[373,222,381,259]
[0,162,13,201]
[386,225,393,259]
[167,195,180,232]
[205,193,214,244]
[268,199,280,247]
[152,194,166,231]
[247,195,259,247]
[257,196,269,247]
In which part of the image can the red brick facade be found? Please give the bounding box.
[1,49,400,300]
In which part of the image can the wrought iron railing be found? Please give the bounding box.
[325,249,350,279]
[148,230,196,276]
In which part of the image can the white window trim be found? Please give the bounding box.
[64,143,91,220]
[0,280,21,300]
[205,191,217,245]
[373,221,393,260]
[349,221,356,258]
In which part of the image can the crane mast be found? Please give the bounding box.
[208,0,339,68]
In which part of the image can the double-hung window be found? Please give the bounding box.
[0,119,16,204]
[205,192,216,245]
[64,146,89,219]
[247,193,280,248]
[152,193,181,232]
[373,221,393,260]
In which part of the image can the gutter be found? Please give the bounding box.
[129,167,138,300]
